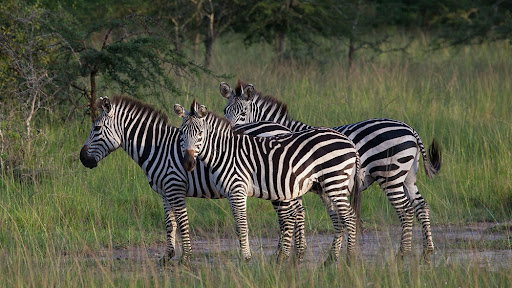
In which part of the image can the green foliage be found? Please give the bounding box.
[1,1,512,284]
[431,0,512,46]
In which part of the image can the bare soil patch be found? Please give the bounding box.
[95,222,511,269]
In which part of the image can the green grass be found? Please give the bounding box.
[1,35,512,286]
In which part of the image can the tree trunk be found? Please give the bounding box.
[348,37,355,74]
[194,32,201,60]
[25,91,38,153]
[204,8,215,68]
[89,69,98,122]
[275,33,286,61]
[204,35,214,68]
[174,25,182,54]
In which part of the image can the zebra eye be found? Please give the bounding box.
[241,112,246,117]
[93,126,102,131]
[198,132,203,137]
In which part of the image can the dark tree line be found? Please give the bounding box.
[0,0,510,173]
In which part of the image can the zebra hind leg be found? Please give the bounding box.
[322,192,355,266]
[272,200,297,264]
[293,198,307,263]
[396,205,415,260]
[379,180,414,259]
[404,173,435,264]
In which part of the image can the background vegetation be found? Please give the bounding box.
[1,0,511,286]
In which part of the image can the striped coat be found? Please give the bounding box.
[220,81,442,262]
[80,95,306,263]
[174,100,362,263]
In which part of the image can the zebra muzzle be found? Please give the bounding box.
[183,150,196,171]
[80,145,98,169]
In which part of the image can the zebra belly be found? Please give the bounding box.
[249,174,315,200]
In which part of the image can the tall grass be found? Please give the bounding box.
[1,35,511,286]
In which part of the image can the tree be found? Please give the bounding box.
[0,7,62,154]
[234,0,324,60]
[45,13,214,121]
[200,0,237,67]
[428,0,512,47]
[0,1,222,174]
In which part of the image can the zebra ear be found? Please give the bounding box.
[197,105,208,118]
[102,97,112,113]
[220,82,234,99]
[243,84,255,100]
[174,104,186,118]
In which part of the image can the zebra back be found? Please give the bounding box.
[221,82,441,180]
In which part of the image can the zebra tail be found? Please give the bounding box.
[414,131,442,179]
[350,150,365,236]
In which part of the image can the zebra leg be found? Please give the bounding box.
[404,176,434,263]
[378,178,415,259]
[293,197,307,263]
[159,197,177,266]
[319,192,347,264]
[416,201,434,263]
[272,200,296,264]
[227,192,252,261]
[170,195,192,263]
[334,195,357,262]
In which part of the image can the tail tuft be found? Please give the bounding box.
[424,138,442,178]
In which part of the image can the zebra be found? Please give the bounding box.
[79,95,309,263]
[173,99,363,263]
[220,81,442,262]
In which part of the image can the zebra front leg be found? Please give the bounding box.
[171,195,192,264]
[272,200,297,264]
[228,193,251,261]
[159,197,177,266]
[293,197,307,263]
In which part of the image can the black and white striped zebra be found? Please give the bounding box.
[220,81,442,262]
[174,99,363,263]
[79,95,308,263]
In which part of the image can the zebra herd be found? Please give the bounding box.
[80,80,441,265]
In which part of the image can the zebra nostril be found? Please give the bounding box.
[80,145,98,169]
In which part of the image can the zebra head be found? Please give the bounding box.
[80,97,122,169]
[174,99,208,172]
[220,81,256,126]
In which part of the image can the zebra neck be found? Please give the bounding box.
[288,119,312,132]
[119,108,176,168]
[198,115,239,171]
[254,97,312,132]
[256,113,312,132]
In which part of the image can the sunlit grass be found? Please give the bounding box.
[1,35,511,286]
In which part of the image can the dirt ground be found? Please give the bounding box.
[97,222,511,269]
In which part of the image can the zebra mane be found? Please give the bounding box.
[206,110,243,136]
[235,80,291,120]
[108,95,170,125]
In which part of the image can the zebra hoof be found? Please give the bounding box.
[396,248,411,260]
[292,252,305,264]
[242,253,252,262]
[323,253,339,266]
[158,255,172,267]
[179,256,191,266]
[167,249,176,259]
[158,249,178,267]
[276,252,290,265]
[422,249,434,264]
